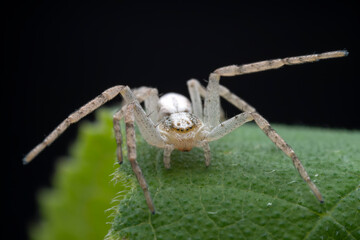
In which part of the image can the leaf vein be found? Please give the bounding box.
[302,184,360,240]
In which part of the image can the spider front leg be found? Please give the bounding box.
[187,78,256,117]
[203,73,324,202]
[201,50,348,203]
[203,73,221,129]
[113,87,160,164]
[202,50,348,127]
[214,50,348,77]
[206,111,324,202]
[119,87,167,213]
[24,85,126,164]
[250,112,324,202]
[113,109,125,164]
[206,112,254,142]
[132,87,159,123]
[124,103,156,214]
[120,86,165,148]
[187,79,203,120]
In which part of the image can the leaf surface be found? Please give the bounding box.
[30,108,360,240]
[107,110,360,240]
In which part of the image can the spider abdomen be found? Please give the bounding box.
[158,93,192,120]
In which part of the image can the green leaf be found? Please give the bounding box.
[107,114,360,240]
[31,108,360,240]
[30,109,132,240]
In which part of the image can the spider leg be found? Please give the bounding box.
[203,73,221,129]
[187,79,256,113]
[132,87,160,123]
[121,86,165,148]
[205,110,324,202]
[24,85,126,164]
[199,50,348,120]
[206,112,253,142]
[187,79,203,120]
[163,144,174,169]
[201,52,343,202]
[218,84,256,113]
[113,108,126,164]
[200,141,211,167]
[204,112,252,167]
[24,85,164,164]
[113,87,161,213]
[214,50,348,77]
[205,79,324,202]
[125,103,155,214]
[113,87,160,164]
[202,72,256,129]
[250,112,324,203]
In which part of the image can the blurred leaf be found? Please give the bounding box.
[31,109,132,240]
[30,108,360,240]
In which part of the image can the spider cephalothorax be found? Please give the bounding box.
[24,50,348,214]
[158,112,205,152]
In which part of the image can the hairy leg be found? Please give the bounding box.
[187,79,203,120]
[209,83,324,202]
[125,104,156,213]
[187,78,256,113]
[163,144,174,169]
[121,86,165,148]
[200,141,211,167]
[250,112,323,202]
[201,50,347,202]
[24,85,126,164]
[113,108,126,164]
[203,73,221,129]
[133,87,160,123]
[218,85,256,113]
[214,50,348,77]
[206,112,254,142]
[113,87,160,164]
[199,50,347,120]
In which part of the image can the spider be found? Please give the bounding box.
[24,50,348,214]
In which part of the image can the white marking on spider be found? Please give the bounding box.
[23,50,348,214]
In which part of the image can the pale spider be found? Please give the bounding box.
[24,50,348,214]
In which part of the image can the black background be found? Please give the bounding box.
[4,1,359,239]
